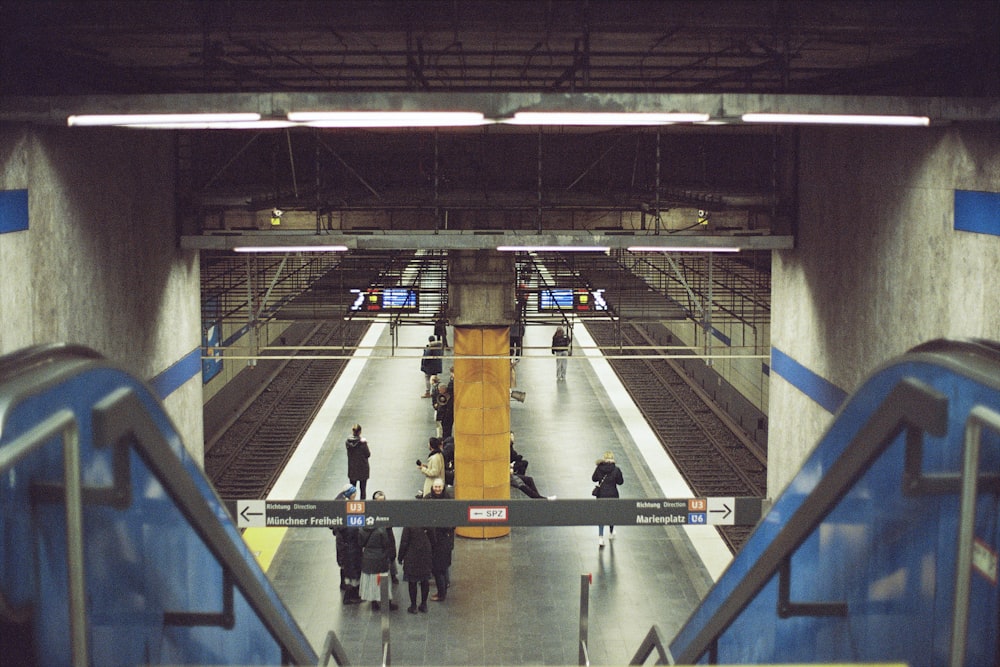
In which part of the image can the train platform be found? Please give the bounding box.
[248,320,732,666]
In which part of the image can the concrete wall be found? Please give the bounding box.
[769,124,1000,497]
[0,125,205,462]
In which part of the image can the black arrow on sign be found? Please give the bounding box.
[710,504,732,520]
[240,506,264,522]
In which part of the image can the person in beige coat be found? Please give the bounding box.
[416,437,446,497]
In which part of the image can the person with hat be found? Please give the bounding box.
[331,484,363,604]
[592,451,624,547]
[358,491,398,612]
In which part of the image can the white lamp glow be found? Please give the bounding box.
[628,246,740,252]
[233,245,349,253]
[742,113,930,126]
[496,245,610,252]
[287,111,489,127]
[67,113,264,127]
[504,112,710,126]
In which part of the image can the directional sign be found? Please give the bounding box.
[228,497,763,529]
[237,500,266,528]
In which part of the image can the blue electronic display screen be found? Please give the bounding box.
[349,288,418,311]
[539,288,574,310]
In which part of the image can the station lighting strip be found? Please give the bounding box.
[67,111,932,129]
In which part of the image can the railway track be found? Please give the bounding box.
[584,321,766,554]
[205,320,370,500]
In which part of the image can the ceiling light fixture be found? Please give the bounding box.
[496,245,610,252]
[628,246,741,252]
[741,113,930,126]
[287,111,489,127]
[67,113,265,127]
[503,112,710,126]
[233,245,349,253]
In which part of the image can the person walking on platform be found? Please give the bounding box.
[331,484,362,604]
[344,423,371,499]
[397,525,434,613]
[359,500,398,612]
[592,450,624,547]
[420,335,443,398]
[417,437,446,497]
[424,479,455,601]
[551,326,571,381]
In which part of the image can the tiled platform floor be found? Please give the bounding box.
[261,320,730,666]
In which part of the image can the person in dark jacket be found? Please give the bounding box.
[420,335,443,397]
[345,423,371,499]
[331,485,363,604]
[433,382,454,439]
[397,525,434,613]
[424,479,455,601]
[592,450,624,547]
[359,503,398,611]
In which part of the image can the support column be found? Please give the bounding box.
[447,250,516,539]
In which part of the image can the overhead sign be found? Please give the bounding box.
[349,287,419,311]
[230,498,762,529]
[538,288,607,312]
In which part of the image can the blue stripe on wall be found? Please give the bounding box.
[0,189,29,234]
[771,347,847,414]
[710,327,731,346]
[150,348,202,400]
[954,189,1000,236]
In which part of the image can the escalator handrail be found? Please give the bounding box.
[0,345,317,666]
[672,338,1000,663]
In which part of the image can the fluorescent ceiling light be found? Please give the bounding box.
[286,111,488,127]
[742,113,930,126]
[67,113,263,127]
[628,246,741,252]
[233,245,348,253]
[496,245,610,252]
[504,112,710,126]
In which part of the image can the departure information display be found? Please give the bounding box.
[538,288,607,312]
[350,288,418,311]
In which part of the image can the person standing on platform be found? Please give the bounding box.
[420,335,443,398]
[359,498,398,612]
[433,382,454,439]
[592,450,624,547]
[397,525,434,613]
[424,479,455,601]
[551,326,571,381]
[417,437,446,497]
[331,484,362,604]
[344,423,371,499]
[434,312,449,350]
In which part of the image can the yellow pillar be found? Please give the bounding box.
[453,325,511,539]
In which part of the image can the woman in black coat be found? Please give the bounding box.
[345,423,371,499]
[592,450,624,547]
[331,484,363,604]
[424,479,455,601]
[397,526,434,613]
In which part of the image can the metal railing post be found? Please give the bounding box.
[579,573,591,666]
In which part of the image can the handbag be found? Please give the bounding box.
[592,472,608,497]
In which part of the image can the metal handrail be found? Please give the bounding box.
[950,406,1000,667]
[672,376,949,663]
[629,625,671,666]
[0,346,317,666]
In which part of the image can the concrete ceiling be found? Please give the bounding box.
[2,1,998,250]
